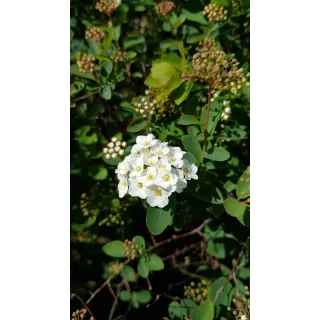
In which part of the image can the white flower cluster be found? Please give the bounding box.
[115,134,198,208]
[103,137,126,159]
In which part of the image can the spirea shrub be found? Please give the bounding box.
[71,0,250,319]
[116,134,198,208]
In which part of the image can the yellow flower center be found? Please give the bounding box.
[183,168,190,174]
[154,188,162,197]
[169,157,175,162]
[163,174,170,182]
[159,164,165,168]
[136,166,142,172]
[144,141,150,146]
[156,151,162,157]
[137,182,143,188]
[147,174,153,180]
[122,182,127,187]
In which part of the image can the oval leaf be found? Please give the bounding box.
[182,135,202,164]
[102,240,127,258]
[205,147,230,162]
[127,117,148,133]
[145,254,164,271]
[178,115,199,125]
[137,259,149,278]
[146,194,176,235]
[135,290,152,304]
[190,299,214,320]
[119,290,131,302]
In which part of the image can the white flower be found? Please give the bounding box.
[111,137,117,142]
[118,176,128,198]
[144,167,157,186]
[128,175,147,199]
[181,159,198,180]
[224,106,231,113]
[165,147,184,168]
[144,153,158,166]
[129,156,144,177]
[136,134,157,148]
[171,168,187,193]
[146,185,171,208]
[155,158,171,171]
[150,141,170,157]
[154,168,178,190]
[115,160,130,177]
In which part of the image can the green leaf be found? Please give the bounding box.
[205,147,230,162]
[123,36,145,50]
[137,259,149,278]
[178,115,199,125]
[186,34,206,44]
[236,166,250,200]
[151,61,176,86]
[144,75,162,88]
[182,9,209,25]
[113,24,121,41]
[70,81,85,96]
[190,299,214,320]
[181,299,197,316]
[125,51,137,60]
[119,290,132,302]
[223,197,246,217]
[160,39,179,50]
[102,240,127,258]
[187,184,224,205]
[206,240,226,259]
[237,267,250,280]
[135,290,152,304]
[209,277,233,316]
[237,205,250,227]
[131,292,140,309]
[120,101,136,113]
[70,64,96,81]
[132,235,145,250]
[183,152,197,164]
[145,254,164,271]
[168,301,183,319]
[88,165,108,180]
[102,60,113,75]
[100,85,112,100]
[146,194,176,235]
[127,117,148,133]
[120,265,137,282]
[182,135,202,164]
[174,80,195,105]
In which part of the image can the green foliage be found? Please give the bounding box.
[71,0,250,318]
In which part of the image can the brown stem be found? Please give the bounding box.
[73,90,99,102]
[213,237,249,303]
[86,259,130,305]
[145,218,212,253]
[72,294,95,320]
[161,243,199,262]
[201,90,212,164]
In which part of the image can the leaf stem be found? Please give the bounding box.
[201,90,212,164]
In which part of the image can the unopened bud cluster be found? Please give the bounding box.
[103,136,126,159]
[228,286,250,320]
[122,239,144,260]
[99,213,124,227]
[71,231,95,244]
[80,193,98,217]
[133,96,156,118]
[85,27,105,42]
[182,39,250,94]
[77,53,95,73]
[107,48,126,62]
[134,91,176,118]
[221,100,231,121]
[72,308,93,320]
[203,3,228,22]
[95,0,120,15]
[184,280,209,304]
[155,1,175,16]
[107,261,124,275]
